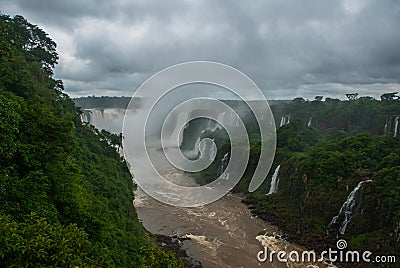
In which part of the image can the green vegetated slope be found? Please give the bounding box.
[0,14,182,267]
[246,121,400,255]
[200,98,400,259]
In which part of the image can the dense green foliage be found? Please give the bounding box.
[0,13,182,267]
[0,213,96,267]
[248,101,400,261]
[246,127,400,254]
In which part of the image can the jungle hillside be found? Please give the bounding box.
[0,13,182,267]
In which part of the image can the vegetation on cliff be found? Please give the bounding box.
[0,13,182,267]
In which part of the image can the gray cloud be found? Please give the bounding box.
[1,0,399,99]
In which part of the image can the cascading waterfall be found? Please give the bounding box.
[280,116,285,127]
[169,111,190,147]
[205,115,226,132]
[267,165,281,195]
[190,136,201,158]
[186,118,220,158]
[80,111,90,123]
[328,180,372,235]
[384,117,388,134]
[394,116,399,138]
[279,115,291,127]
[208,139,216,160]
[219,153,229,179]
[80,108,126,133]
[222,111,238,128]
[184,110,240,159]
[206,118,214,130]
[182,109,241,164]
[85,109,105,129]
[199,139,207,158]
[217,112,226,128]
[307,116,314,127]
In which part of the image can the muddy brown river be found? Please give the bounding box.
[134,174,331,268]
[135,187,281,267]
[130,146,335,268]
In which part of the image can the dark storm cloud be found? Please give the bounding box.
[1,0,399,99]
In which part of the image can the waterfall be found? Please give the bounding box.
[206,118,214,130]
[280,116,285,127]
[79,108,127,134]
[169,111,190,147]
[188,137,216,160]
[394,116,399,138]
[217,112,226,129]
[235,116,240,127]
[80,110,90,123]
[267,165,281,195]
[384,117,388,134]
[329,180,372,235]
[219,153,229,179]
[209,139,216,160]
[186,136,202,159]
[205,113,229,132]
[279,115,291,127]
[199,139,207,157]
[224,173,230,180]
[307,116,314,127]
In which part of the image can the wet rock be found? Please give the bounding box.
[155,234,202,268]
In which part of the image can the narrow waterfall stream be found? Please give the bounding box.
[328,180,372,235]
[267,165,281,195]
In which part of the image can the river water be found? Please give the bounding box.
[134,169,328,268]
[135,187,283,267]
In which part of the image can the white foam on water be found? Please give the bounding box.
[184,234,222,252]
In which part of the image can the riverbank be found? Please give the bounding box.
[243,195,334,253]
[155,234,202,268]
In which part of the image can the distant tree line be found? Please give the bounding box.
[73,96,134,109]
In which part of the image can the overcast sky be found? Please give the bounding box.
[1,0,400,99]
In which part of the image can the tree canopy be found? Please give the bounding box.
[0,13,182,267]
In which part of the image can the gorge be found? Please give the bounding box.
[76,95,400,267]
